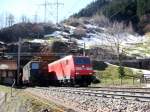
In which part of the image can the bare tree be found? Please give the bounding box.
[105,22,128,64]
[104,22,130,84]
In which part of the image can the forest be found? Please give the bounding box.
[74,0,150,34]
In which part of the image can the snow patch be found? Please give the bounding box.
[30,39,46,44]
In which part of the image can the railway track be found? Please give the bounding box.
[88,86,150,90]
[75,87,150,93]
[28,86,150,112]
[35,86,150,102]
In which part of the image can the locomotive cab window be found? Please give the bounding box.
[74,57,91,65]
[31,63,39,69]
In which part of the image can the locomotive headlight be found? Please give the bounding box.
[75,67,82,70]
[82,65,85,68]
[89,73,93,75]
[87,67,92,70]
[76,72,79,75]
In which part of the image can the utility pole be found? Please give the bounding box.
[44,0,47,22]
[21,15,27,23]
[39,0,63,23]
[17,37,21,85]
[5,15,8,27]
[5,14,14,27]
[39,0,52,23]
[56,0,63,24]
[8,14,14,27]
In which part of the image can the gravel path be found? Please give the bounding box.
[0,92,5,112]
[0,92,4,102]
[27,87,150,112]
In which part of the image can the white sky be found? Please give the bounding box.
[0,0,93,27]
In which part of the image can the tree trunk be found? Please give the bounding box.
[120,77,123,85]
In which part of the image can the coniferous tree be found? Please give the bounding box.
[136,0,150,17]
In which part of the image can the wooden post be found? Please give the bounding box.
[5,93,7,103]
[11,79,16,97]
[133,77,135,85]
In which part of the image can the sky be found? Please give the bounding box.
[0,0,93,27]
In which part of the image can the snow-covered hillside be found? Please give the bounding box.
[27,22,149,59]
[45,24,143,44]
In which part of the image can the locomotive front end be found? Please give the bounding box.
[73,56,94,86]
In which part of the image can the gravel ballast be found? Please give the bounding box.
[27,87,150,112]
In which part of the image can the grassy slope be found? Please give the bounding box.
[94,65,142,86]
[0,85,65,112]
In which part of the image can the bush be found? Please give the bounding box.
[92,76,101,84]
[92,61,108,70]
[118,66,125,78]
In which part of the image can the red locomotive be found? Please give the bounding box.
[48,55,94,86]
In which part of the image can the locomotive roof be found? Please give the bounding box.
[48,55,89,65]
[23,60,41,67]
[64,55,89,58]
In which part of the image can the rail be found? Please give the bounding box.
[36,87,150,102]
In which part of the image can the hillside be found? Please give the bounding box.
[1,0,150,43]
[0,23,58,43]
[0,18,148,60]
[0,0,150,62]
[73,0,150,34]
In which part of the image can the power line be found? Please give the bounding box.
[44,0,47,22]
[21,15,28,23]
[39,0,63,23]
[5,13,15,27]
[39,0,53,22]
[55,0,64,24]
[47,9,56,22]
[8,14,15,26]
[5,13,8,27]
